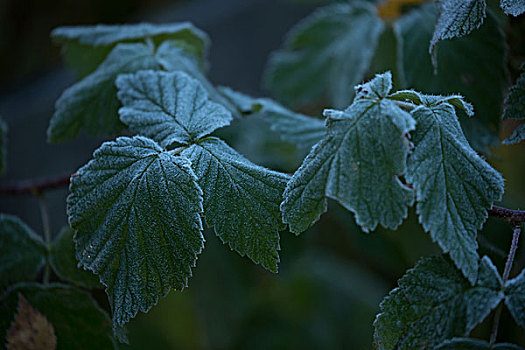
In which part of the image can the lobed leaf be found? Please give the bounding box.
[435,338,524,350]
[182,137,289,272]
[48,43,160,142]
[430,0,487,65]
[156,43,236,113]
[117,70,232,147]
[0,283,115,349]
[67,136,204,325]
[394,3,508,152]
[0,214,46,287]
[281,72,415,234]
[50,227,100,289]
[52,22,209,77]
[373,256,504,350]
[500,0,525,16]
[219,86,325,149]
[504,266,525,329]
[406,101,504,283]
[48,40,225,143]
[264,2,384,108]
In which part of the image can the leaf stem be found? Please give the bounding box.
[502,224,521,283]
[0,174,70,195]
[489,223,522,344]
[37,193,52,285]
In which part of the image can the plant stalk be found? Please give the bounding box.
[489,223,522,345]
[38,192,52,285]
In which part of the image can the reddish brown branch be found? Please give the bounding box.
[488,205,525,224]
[0,174,71,195]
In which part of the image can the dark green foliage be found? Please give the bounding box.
[504,266,525,328]
[435,338,524,350]
[502,71,525,144]
[264,1,384,108]
[374,256,504,350]
[51,23,209,77]
[68,136,204,326]
[394,3,508,151]
[0,214,46,287]
[182,137,288,271]
[0,283,115,349]
[281,72,415,234]
[49,227,100,289]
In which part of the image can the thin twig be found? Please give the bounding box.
[0,174,71,195]
[490,224,522,345]
[37,193,52,285]
[502,224,522,283]
[487,205,525,223]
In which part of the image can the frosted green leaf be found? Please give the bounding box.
[373,256,504,350]
[500,0,525,16]
[0,214,46,287]
[435,338,524,350]
[48,43,160,142]
[281,72,415,234]
[48,40,220,143]
[394,3,507,152]
[117,70,232,147]
[264,2,384,108]
[52,22,209,77]
[504,266,525,328]
[406,101,504,283]
[182,137,289,272]
[219,86,325,149]
[430,0,486,65]
[67,136,204,325]
[0,283,115,349]
[389,90,474,116]
[0,118,6,174]
[156,42,236,114]
[502,71,525,144]
[50,227,100,289]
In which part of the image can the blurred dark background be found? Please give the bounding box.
[1,0,524,349]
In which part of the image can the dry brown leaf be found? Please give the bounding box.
[6,294,56,350]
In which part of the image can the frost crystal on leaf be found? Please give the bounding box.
[48,41,222,143]
[281,72,415,234]
[374,256,504,350]
[406,99,504,283]
[182,137,289,272]
[430,0,487,63]
[117,70,232,147]
[67,136,204,326]
[500,0,525,16]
